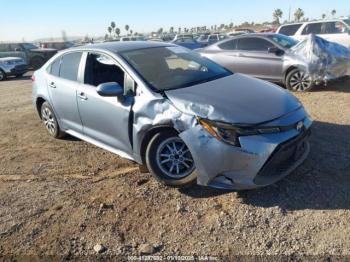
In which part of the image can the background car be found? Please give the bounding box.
[0,57,28,81]
[0,42,57,69]
[197,34,227,46]
[171,37,202,49]
[198,33,319,91]
[277,19,350,48]
[39,41,74,50]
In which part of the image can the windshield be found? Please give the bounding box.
[343,19,350,27]
[198,35,209,41]
[267,34,298,49]
[121,46,232,91]
[21,43,38,50]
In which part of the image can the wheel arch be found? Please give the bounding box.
[139,125,179,165]
[35,96,47,119]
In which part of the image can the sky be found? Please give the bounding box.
[0,0,349,41]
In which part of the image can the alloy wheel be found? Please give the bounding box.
[41,107,56,135]
[289,70,312,91]
[156,137,195,179]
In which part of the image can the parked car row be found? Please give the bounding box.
[198,32,350,91]
[0,42,57,70]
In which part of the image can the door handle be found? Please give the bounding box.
[48,82,56,88]
[78,92,88,100]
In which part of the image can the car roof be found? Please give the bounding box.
[280,19,347,27]
[69,41,173,53]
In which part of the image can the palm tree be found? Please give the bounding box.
[115,28,120,37]
[294,8,304,22]
[107,26,112,36]
[125,25,130,35]
[157,28,163,34]
[331,9,336,18]
[170,27,174,33]
[130,30,133,35]
[111,22,116,30]
[273,9,283,24]
[322,13,326,19]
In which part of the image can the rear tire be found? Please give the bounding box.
[286,68,315,92]
[146,131,197,187]
[40,102,65,138]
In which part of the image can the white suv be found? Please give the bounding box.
[277,19,350,48]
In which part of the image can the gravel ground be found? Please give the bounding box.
[0,73,349,259]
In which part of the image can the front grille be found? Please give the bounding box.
[254,129,310,185]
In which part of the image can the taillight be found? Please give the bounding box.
[31,75,35,82]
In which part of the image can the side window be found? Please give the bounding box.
[279,24,302,36]
[49,57,61,76]
[8,44,21,51]
[59,52,82,81]
[219,39,238,50]
[237,38,274,51]
[84,53,125,88]
[302,23,322,35]
[323,22,348,34]
[209,35,217,41]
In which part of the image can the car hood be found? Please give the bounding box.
[164,73,301,125]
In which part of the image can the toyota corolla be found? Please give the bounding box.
[32,41,312,190]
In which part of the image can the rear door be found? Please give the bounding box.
[76,52,134,156]
[47,52,83,132]
[233,37,283,81]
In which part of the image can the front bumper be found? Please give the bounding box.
[2,63,28,76]
[180,108,312,190]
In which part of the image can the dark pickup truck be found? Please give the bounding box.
[0,43,57,69]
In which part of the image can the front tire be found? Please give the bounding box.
[0,70,6,81]
[286,68,315,92]
[40,102,65,138]
[146,131,197,187]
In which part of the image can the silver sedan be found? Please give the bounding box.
[198,33,316,91]
[32,42,312,190]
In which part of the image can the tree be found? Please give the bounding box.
[170,27,174,33]
[104,34,109,40]
[157,28,163,34]
[331,9,336,17]
[229,22,234,29]
[111,21,116,30]
[130,30,133,35]
[273,9,283,24]
[115,28,120,37]
[125,25,130,35]
[322,13,326,19]
[107,26,112,36]
[178,27,181,33]
[294,8,304,22]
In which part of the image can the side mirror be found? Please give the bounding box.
[96,82,124,97]
[268,47,284,56]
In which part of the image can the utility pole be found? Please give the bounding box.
[288,5,291,22]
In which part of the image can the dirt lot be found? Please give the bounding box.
[0,73,349,259]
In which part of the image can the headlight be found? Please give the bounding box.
[198,118,281,147]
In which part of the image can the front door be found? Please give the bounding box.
[234,37,283,81]
[76,52,134,156]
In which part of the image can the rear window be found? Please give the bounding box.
[278,24,302,36]
[50,58,61,76]
[59,52,82,81]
